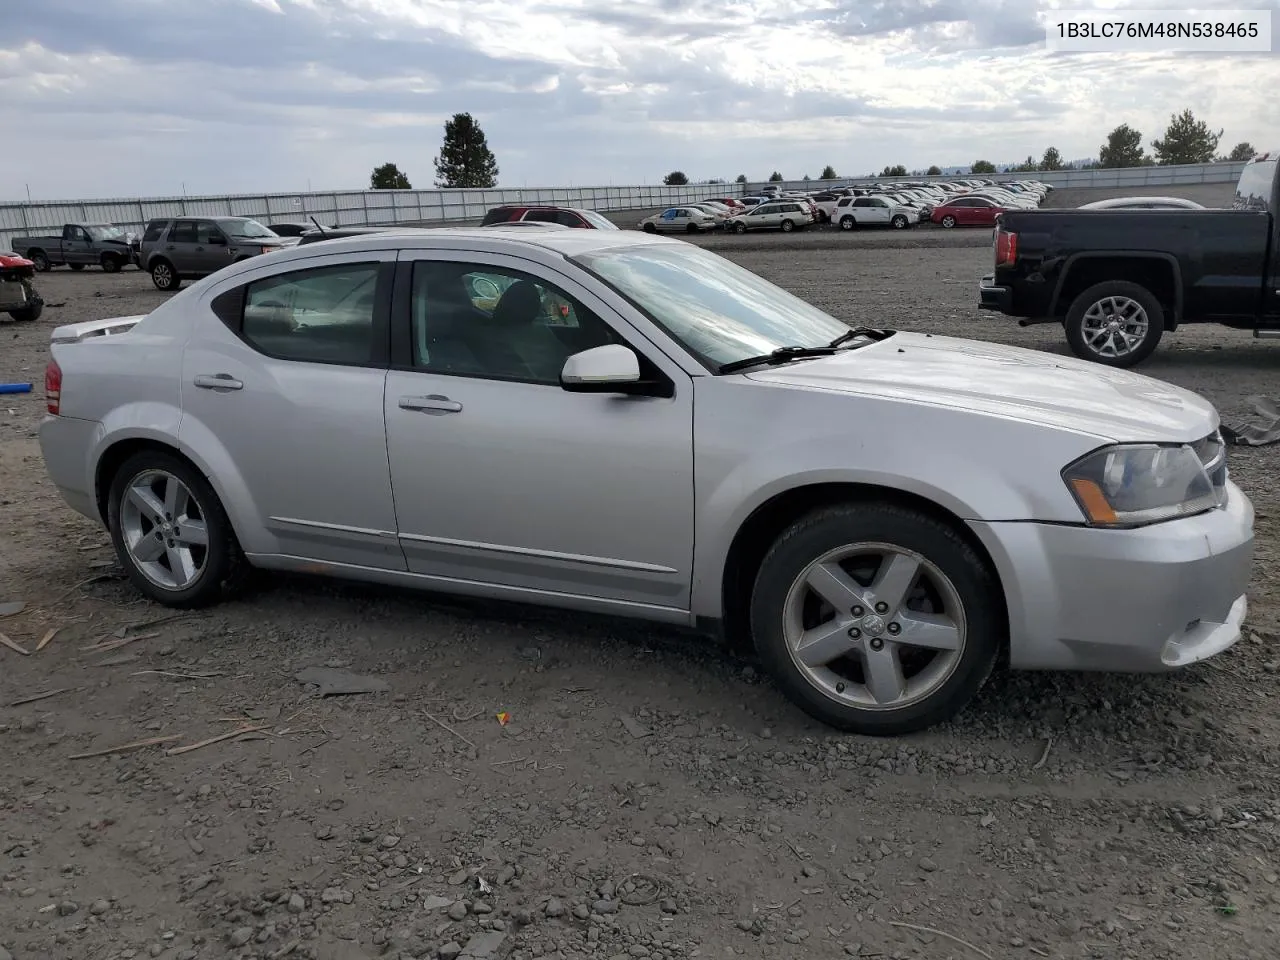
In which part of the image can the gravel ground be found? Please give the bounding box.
[1,219,1278,960]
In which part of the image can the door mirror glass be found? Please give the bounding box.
[560,344,640,392]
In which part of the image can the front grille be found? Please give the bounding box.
[1191,431,1228,504]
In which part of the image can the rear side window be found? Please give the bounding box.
[480,207,517,226]
[170,221,198,243]
[143,220,169,242]
[234,262,382,364]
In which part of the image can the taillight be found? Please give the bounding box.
[995,228,1017,267]
[45,358,61,415]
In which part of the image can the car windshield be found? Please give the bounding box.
[579,209,620,230]
[574,243,852,370]
[86,224,126,241]
[219,218,276,238]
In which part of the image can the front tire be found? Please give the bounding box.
[642,223,657,233]
[940,215,956,228]
[101,254,123,273]
[107,450,248,608]
[150,259,181,291]
[1063,280,1164,367]
[891,215,909,229]
[734,221,747,234]
[839,216,855,231]
[749,502,1002,735]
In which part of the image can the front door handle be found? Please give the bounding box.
[399,394,461,414]
[194,373,243,391]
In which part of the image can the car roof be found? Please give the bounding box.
[231,225,682,268]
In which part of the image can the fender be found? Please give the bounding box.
[688,429,1086,619]
[1049,251,1185,326]
[89,403,186,518]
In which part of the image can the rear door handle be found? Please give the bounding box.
[399,394,461,414]
[194,374,243,391]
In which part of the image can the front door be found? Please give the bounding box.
[193,220,234,275]
[383,252,695,613]
[64,225,95,266]
[178,249,404,569]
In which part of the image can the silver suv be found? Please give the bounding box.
[139,216,292,291]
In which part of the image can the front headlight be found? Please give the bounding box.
[1062,442,1221,527]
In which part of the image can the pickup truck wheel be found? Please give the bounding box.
[839,216,856,231]
[101,254,123,273]
[27,251,50,272]
[107,450,248,608]
[749,502,1001,735]
[150,259,181,292]
[69,263,86,271]
[1064,281,1164,367]
[940,215,957,228]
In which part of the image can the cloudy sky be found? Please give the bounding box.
[2,0,1277,200]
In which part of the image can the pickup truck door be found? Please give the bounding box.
[63,225,94,266]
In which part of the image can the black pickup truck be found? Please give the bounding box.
[978,152,1280,366]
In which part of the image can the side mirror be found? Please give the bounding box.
[560,344,641,393]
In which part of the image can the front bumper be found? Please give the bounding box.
[978,274,1011,312]
[969,480,1255,672]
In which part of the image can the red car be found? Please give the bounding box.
[479,205,619,229]
[708,197,746,213]
[931,196,1005,228]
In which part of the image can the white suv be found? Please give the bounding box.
[726,201,814,233]
[832,195,916,230]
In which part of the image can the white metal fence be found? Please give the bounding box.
[0,160,1246,253]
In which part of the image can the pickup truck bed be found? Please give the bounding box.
[978,153,1280,366]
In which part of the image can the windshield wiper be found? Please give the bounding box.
[718,326,889,374]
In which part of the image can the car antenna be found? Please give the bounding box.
[309,216,327,235]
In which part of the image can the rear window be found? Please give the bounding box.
[1233,160,1275,213]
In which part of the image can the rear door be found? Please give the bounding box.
[166,221,202,273]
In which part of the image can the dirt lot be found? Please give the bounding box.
[1,218,1278,960]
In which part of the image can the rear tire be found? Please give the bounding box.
[150,259,181,291]
[780,219,795,232]
[8,301,43,323]
[1063,280,1165,368]
[749,502,1002,735]
[27,250,51,272]
[107,450,249,608]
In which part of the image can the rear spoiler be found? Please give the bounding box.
[50,314,145,344]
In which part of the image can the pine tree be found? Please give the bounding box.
[432,113,499,188]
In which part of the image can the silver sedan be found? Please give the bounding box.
[37,228,1254,735]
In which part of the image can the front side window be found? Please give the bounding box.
[574,243,851,370]
[408,261,620,384]
[241,262,380,364]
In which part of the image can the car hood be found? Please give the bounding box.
[743,331,1218,443]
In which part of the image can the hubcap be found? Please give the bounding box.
[119,469,209,591]
[782,543,966,711]
[155,265,170,285]
[1080,296,1148,357]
